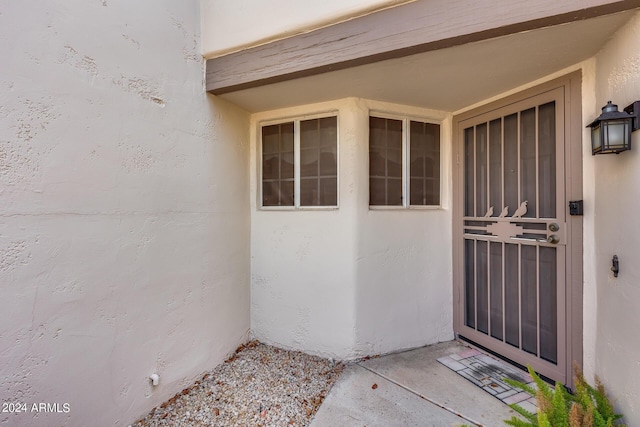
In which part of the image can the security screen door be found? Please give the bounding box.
[454,84,577,385]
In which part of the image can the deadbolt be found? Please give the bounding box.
[548,222,559,232]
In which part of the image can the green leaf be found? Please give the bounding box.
[503,365,625,427]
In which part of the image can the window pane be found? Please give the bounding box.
[280,180,294,206]
[387,119,402,150]
[262,181,278,206]
[262,153,279,180]
[280,122,294,152]
[410,178,424,205]
[320,117,337,147]
[369,117,440,207]
[300,120,319,148]
[262,123,295,207]
[369,117,386,148]
[300,117,337,207]
[410,121,440,206]
[300,177,337,207]
[262,180,295,207]
[425,180,439,206]
[369,145,386,177]
[281,151,294,179]
[369,117,402,205]
[387,178,402,205]
[319,145,337,176]
[320,177,337,206]
[300,178,319,206]
[386,148,402,178]
[262,126,279,153]
[300,148,318,178]
[370,178,386,205]
[410,146,425,176]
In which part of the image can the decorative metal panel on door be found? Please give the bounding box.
[457,88,568,384]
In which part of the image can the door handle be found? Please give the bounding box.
[538,234,560,244]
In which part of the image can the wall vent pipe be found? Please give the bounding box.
[149,373,160,386]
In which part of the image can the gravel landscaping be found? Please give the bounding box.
[130,341,343,427]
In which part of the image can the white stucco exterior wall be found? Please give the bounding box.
[580,57,600,385]
[250,99,359,358]
[250,98,453,359]
[0,1,250,426]
[200,0,412,57]
[587,10,640,425]
[354,100,454,355]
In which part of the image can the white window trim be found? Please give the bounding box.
[369,110,443,210]
[259,112,340,211]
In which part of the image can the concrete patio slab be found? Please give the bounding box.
[310,364,468,426]
[310,340,522,427]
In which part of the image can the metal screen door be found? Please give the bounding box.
[454,87,572,384]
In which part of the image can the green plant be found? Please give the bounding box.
[504,364,626,427]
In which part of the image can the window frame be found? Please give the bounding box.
[369,111,442,210]
[259,112,340,210]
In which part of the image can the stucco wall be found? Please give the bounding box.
[580,57,600,387]
[250,99,359,358]
[587,10,640,425]
[250,98,453,359]
[0,1,250,426]
[354,101,454,355]
[200,0,412,57]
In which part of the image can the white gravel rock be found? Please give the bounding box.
[131,341,343,427]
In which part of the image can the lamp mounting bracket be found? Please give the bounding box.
[623,101,640,132]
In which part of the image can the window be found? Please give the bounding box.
[369,115,440,207]
[261,116,338,208]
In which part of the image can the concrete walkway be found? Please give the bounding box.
[310,341,521,427]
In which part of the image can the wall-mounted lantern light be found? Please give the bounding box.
[587,100,639,155]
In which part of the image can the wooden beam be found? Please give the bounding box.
[206,0,640,95]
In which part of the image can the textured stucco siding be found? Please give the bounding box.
[0,1,250,426]
[587,10,640,425]
[250,98,454,360]
[3,0,640,424]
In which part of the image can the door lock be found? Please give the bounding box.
[548,223,559,232]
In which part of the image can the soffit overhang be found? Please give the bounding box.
[206,0,640,113]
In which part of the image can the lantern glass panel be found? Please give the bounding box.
[603,120,629,150]
[592,124,601,153]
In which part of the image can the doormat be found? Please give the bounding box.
[437,348,538,414]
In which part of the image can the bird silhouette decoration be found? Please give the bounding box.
[483,206,494,218]
[511,201,528,218]
[498,206,509,218]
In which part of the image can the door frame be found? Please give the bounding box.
[452,72,583,388]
